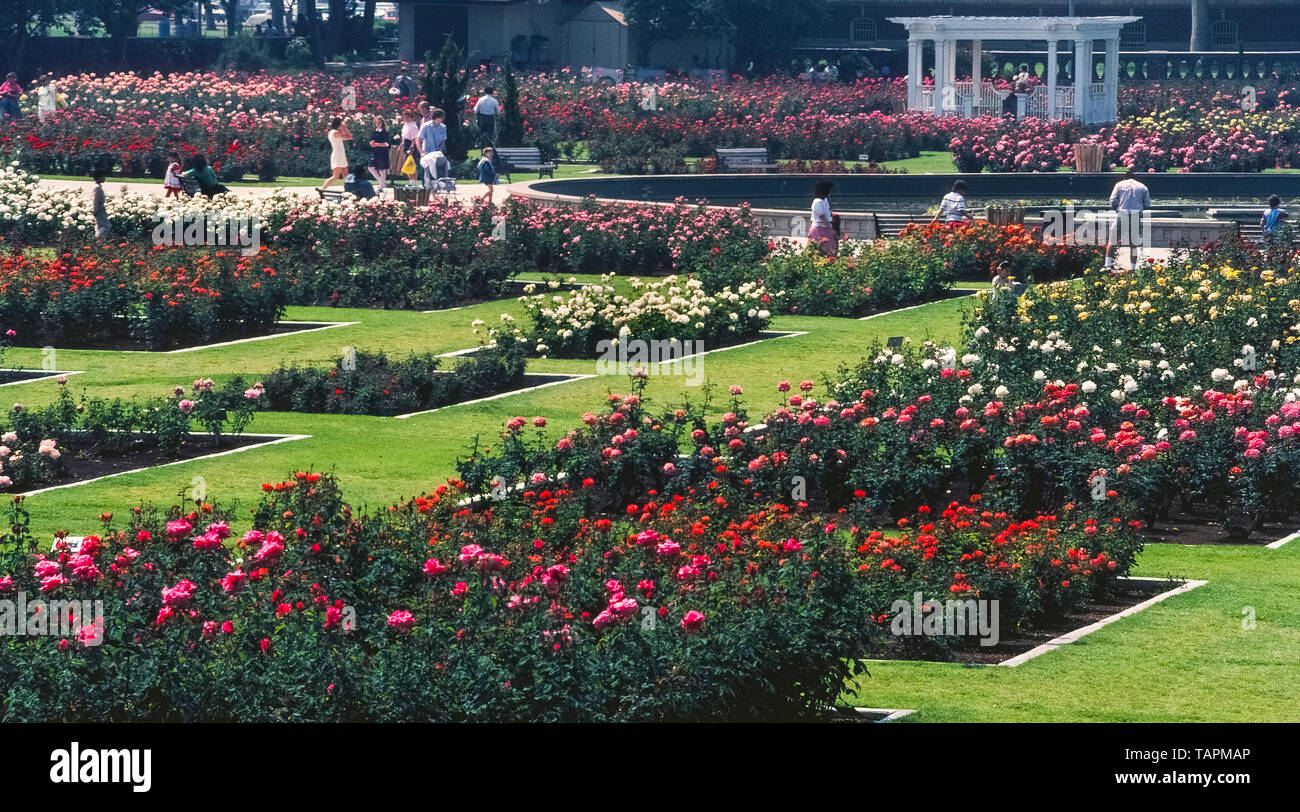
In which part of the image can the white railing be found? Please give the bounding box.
[1054,86,1075,120]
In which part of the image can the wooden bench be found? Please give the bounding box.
[1208,207,1296,244]
[495,147,557,182]
[716,147,778,173]
[317,188,345,201]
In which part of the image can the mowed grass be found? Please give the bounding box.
[4,274,1297,721]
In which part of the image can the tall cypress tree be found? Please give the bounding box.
[499,55,525,148]
[422,36,473,161]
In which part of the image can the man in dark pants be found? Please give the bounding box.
[474,87,500,147]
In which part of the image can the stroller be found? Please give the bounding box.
[419,151,456,200]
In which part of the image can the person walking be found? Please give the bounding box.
[0,73,23,120]
[1105,167,1151,272]
[418,109,448,191]
[478,146,498,204]
[400,110,421,184]
[474,86,500,146]
[930,180,971,224]
[1261,194,1288,242]
[322,117,352,189]
[367,115,392,191]
[808,180,838,255]
[163,151,184,198]
[37,80,57,122]
[91,171,111,239]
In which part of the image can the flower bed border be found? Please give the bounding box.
[17,432,312,497]
[996,577,1209,668]
[393,374,596,419]
[0,369,84,388]
[162,321,358,355]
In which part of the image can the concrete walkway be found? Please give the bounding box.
[36,176,495,206]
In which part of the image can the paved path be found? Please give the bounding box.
[29,178,1179,265]
[36,176,501,206]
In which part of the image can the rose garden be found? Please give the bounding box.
[0,63,1298,724]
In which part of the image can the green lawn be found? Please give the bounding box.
[879,151,959,174]
[3,276,1296,722]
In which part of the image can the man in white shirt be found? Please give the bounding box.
[931,180,970,224]
[474,87,500,146]
[1105,167,1151,272]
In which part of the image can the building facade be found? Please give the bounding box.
[397,0,733,71]
[802,1,1300,53]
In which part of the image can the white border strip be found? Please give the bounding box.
[1266,531,1300,550]
[0,370,84,388]
[858,292,979,321]
[163,321,358,354]
[850,707,917,723]
[393,374,596,419]
[437,330,809,361]
[997,577,1209,668]
[17,433,312,497]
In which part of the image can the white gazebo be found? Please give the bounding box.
[888,16,1139,124]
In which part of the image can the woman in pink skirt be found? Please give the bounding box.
[808,180,838,255]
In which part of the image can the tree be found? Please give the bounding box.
[78,1,182,53]
[219,0,240,37]
[0,0,70,77]
[325,0,349,59]
[719,0,826,73]
[1190,0,1211,51]
[623,0,723,65]
[498,55,525,147]
[422,35,474,161]
[270,0,284,35]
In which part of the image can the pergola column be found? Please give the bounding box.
[943,39,957,90]
[1046,39,1059,119]
[971,39,982,111]
[1104,37,1120,122]
[932,37,948,114]
[1074,38,1091,121]
[907,38,923,109]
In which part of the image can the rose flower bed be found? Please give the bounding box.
[0,244,292,349]
[759,238,955,317]
[0,377,263,493]
[0,446,1141,720]
[897,221,1101,283]
[260,336,527,416]
[510,275,773,358]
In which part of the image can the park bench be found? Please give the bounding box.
[317,188,345,201]
[1207,207,1296,244]
[716,147,778,173]
[872,212,923,237]
[495,147,557,182]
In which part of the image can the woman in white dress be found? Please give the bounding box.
[808,180,838,255]
[322,117,352,189]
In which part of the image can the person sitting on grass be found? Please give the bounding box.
[344,165,376,200]
[183,155,228,198]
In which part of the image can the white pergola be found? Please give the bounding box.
[888,16,1139,124]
